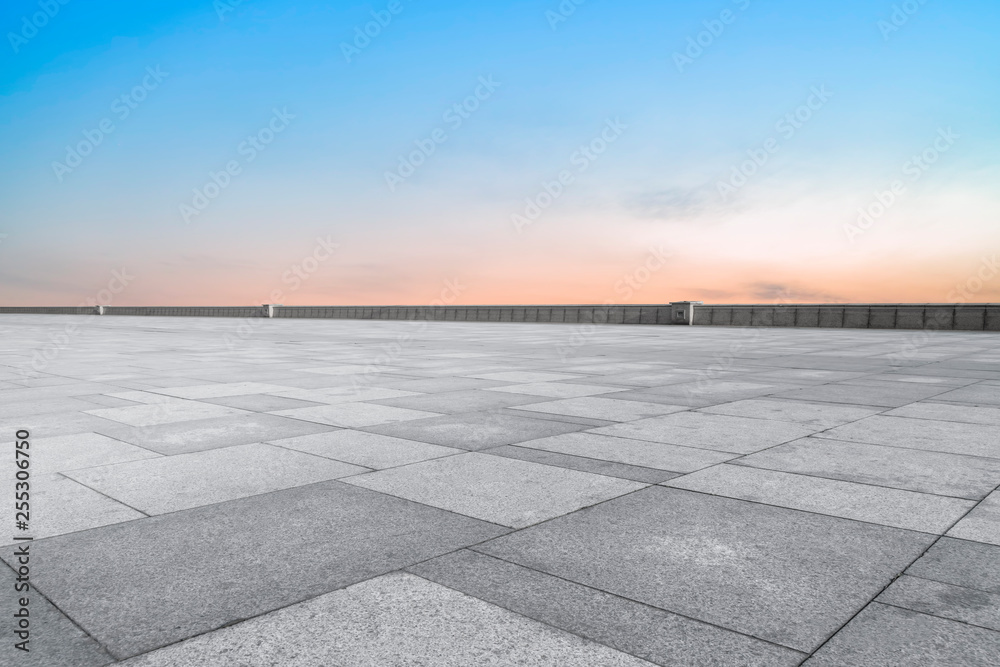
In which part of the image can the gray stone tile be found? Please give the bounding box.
[94,413,337,455]
[665,465,974,533]
[907,537,1000,593]
[477,486,933,652]
[201,393,325,412]
[734,438,1000,499]
[485,382,630,398]
[773,382,950,407]
[877,575,1000,632]
[0,473,144,545]
[273,402,441,427]
[0,432,159,475]
[886,401,1000,426]
[699,398,881,428]
[930,383,1000,407]
[484,445,681,484]
[270,386,420,405]
[816,415,1000,459]
[364,411,591,450]
[84,400,248,426]
[65,443,368,514]
[0,564,114,667]
[116,573,653,666]
[0,396,100,418]
[269,429,461,469]
[592,412,817,454]
[804,603,1000,666]
[948,491,1000,546]
[345,452,645,528]
[409,549,805,667]
[518,431,736,473]
[75,393,143,408]
[472,370,586,382]
[631,380,791,408]
[0,481,507,659]
[5,411,131,437]
[511,397,686,422]
[380,376,511,392]
[152,382,294,399]
[371,388,545,414]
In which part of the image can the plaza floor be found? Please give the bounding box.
[2,314,1000,666]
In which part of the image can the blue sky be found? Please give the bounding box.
[1,0,998,305]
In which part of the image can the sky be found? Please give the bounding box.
[1,0,998,306]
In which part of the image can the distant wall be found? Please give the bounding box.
[0,306,97,315]
[1,303,997,331]
[691,304,999,331]
[103,306,267,318]
[272,305,671,325]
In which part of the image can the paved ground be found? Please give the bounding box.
[2,314,1000,666]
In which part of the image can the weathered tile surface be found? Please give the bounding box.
[4,315,1000,665]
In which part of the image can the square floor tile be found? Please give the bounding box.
[409,550,804,667]
[1,432,159,474]
[472,371,586,383]
[65,443,368,514]
[202,393,325,412]
[0,482,507,659]
[112,573,652,667]
[0,565,113,666]
[816,415,1000,459]
[344,452,645,528]
[699,398,881,428]
[906,537,1000,593]
[364,411,591,450]
[153,382,293,399]
[518,432,735,473]
[272,402,441,428]
[0,473,144,545]
[371,389,545,414]
[886,402,1000,426]
[877,575,1000,632]
[773,383,949,408]
[803,603,1000,666]
[592,411,817,454]
[269,429,461,469]
[95,413,338,455]
[84,401,248,427]
[735,437,1000,499]
[511,397,686,422]
[476,486,933,652]
[485,382,630,398]
[665,464,974,533]
[947,491,1000,546]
